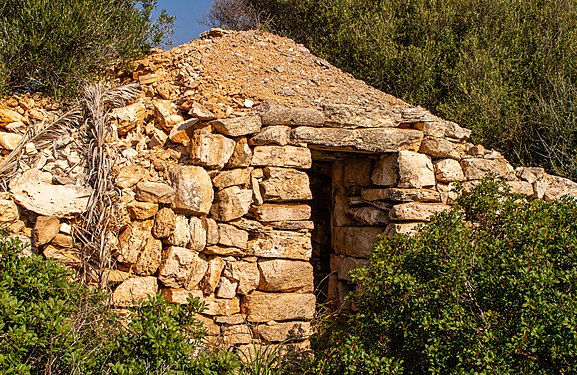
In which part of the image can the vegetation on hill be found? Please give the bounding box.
[306,179,577,374]
[0,0,174,97]
[207,0,577,181]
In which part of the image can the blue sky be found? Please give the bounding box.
[155,0,214,47]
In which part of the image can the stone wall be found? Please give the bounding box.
[2,30,577,351]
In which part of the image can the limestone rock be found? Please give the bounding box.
[347,206,389,226]
[189,131,236,169]
[205,218,219,245]
[158,246,208,289]
[338,257,369,281]
[203,245,245,257]
[242,292,316,322]
[43,245,80,266]
[222,324,252,346]
[361,188,441,202]
[248,230,312,260]
[419,137,461,159]
[168,119,200,146]
[255,321,313,342]
[258,259,313,292]
[291,127,423,153]
[152,207,176,238]
[371,153,399,186]
[434,159,465,183]
[189,216,207,251]
[51,233,74,248]
[251,146,312,169]
[113,277,158,306]
[127,201,158,220]
[210,186,253,221]
[218,224,249,249]
[9,169,92,217]
[343,158,373,187]
[0,108,23,125]
[414,120,471,141]
[203,295,241,316]
[162,288,203,304]
[135,181,176,204]
[200,257,226,294]
[226,137,252,168]
[171,166,214,215]
[332,226,384,258]
[216,277,238,299]
[229,261,260,295]
[397,151,436,188]
[167,215,191,247]
[249,125,291,146]
[212,168,251,189]
[134,237,162,276]
[543,175,577,201]
[389,202,451,221]
[117,220,154,264]
[154,100,183,129]
[460,158,515,181]
[108,101,147,135]
[257,103,324,126]
[0,199,18,224]
[115,165,146,189]
[322,104,400,128]
[260,167,312,202]
[0,132,23,150]
[250,204,311,222]
[188,102,216,120]
[506,181,534,196]
[33,216,60,246]
[210,115,262,136]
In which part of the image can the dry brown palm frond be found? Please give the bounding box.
[75,82,140,285]
[0,108,82,189]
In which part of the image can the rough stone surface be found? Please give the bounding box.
[109,101,147,135]
[434,159,465,183]
[0,132,23,150]
[153,100,183,129]
[258,259,314,292]
[189,131,236,169]
[291,126,423,153]
[115,165,147,189]
[248,230,312,260]
[152,207,176,238]
[189,216,207,251]
[322,104,400,128]
[0,199,19,224]
[332,226,384,258]
[250,204,311,222]
[171,166,214,215]
[257,103,324,126]
[200,257,226,294]
[254,321,313,342]
[10,169,91,217]
[226,137,252,168]
[127,201,158,220]
[389,202,451,221]
[461,158,515,181]
[251,146,312,169]
[362,188,441,202]
[158,246,208,289]
[33,216,60,246]
[117,220,154,264]
[385,222,423,238]
[347,206,389,225]
[261,167,312,202]
[218,224,249,249]
[167,215,191,247]
[229,261,260,295]
[135,181,176,204]
[113,277,158,306]
[397,151,436,188]
[543,175,577,201]
[212,168,251,189]
[338,257,370,281]
[419,137,461,159]
[249,125,291,146]
[371,153,399,186]
[210,115,262,136]
[133,237,162,275]
[211,186,253,221]
[242,292,316,322]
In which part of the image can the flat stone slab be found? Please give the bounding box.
[291,126,422,153]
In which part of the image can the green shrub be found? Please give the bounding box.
[0,0,173,97]
[210,0,577,180]
[0,232,241,374]
[310,179,577,374]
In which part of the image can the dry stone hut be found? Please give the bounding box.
[1,29,577,350]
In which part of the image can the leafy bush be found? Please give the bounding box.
[0,0,173,97]
[209,0,577,180]
[310,179,577,374]
[0,232,241,374]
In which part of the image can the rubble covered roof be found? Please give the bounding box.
[129,29,408,117]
